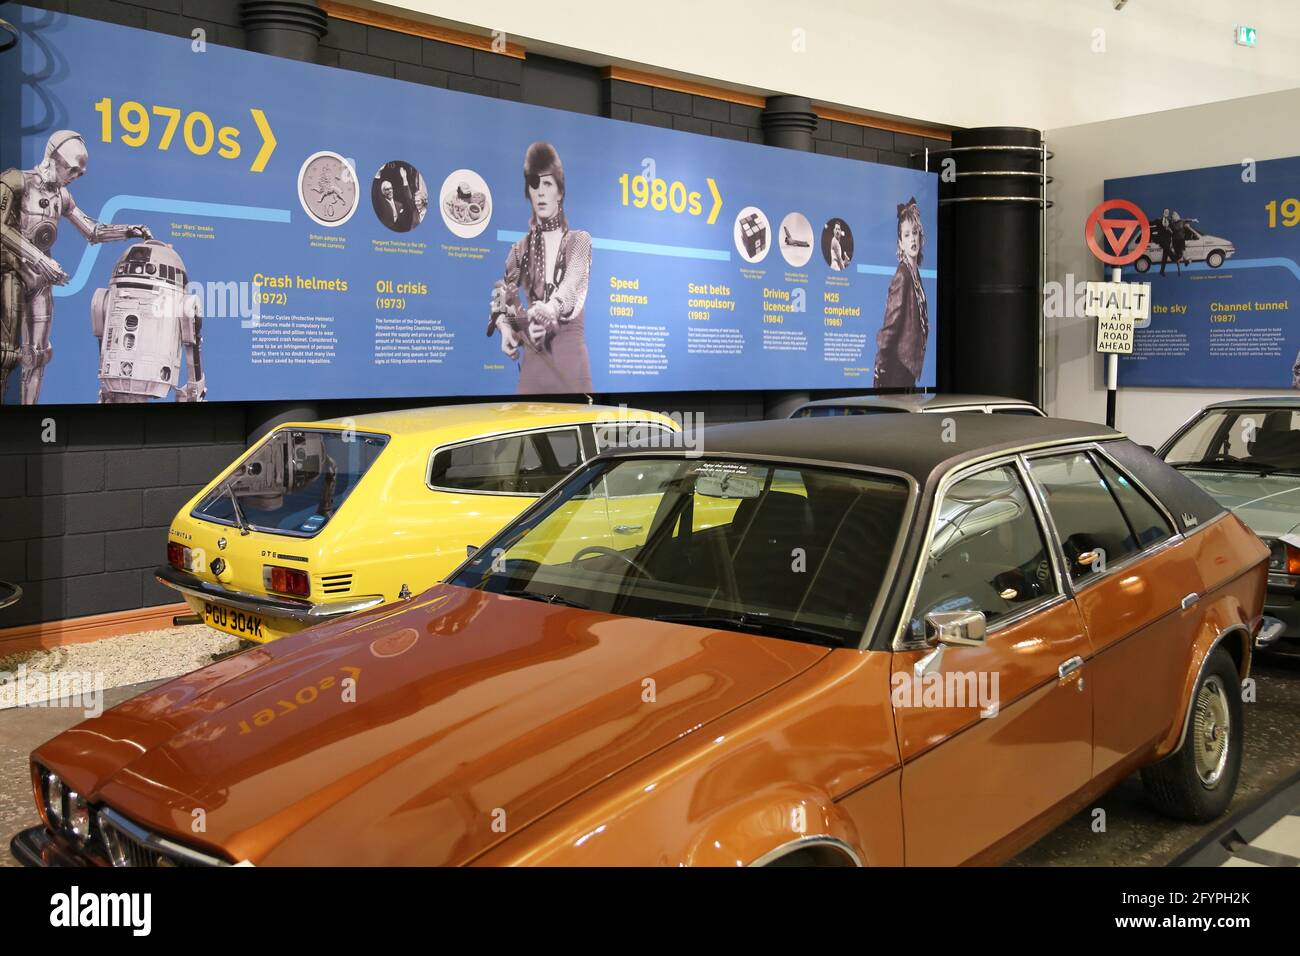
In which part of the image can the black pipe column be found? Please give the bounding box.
[238,1,327,443]
[936,126,1045,404]
[761,95,817,151]
[240,0,328,62]
[760,96,817,418]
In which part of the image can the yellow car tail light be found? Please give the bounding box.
[264,565,310,597]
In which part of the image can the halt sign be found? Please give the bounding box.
[1085,280,1150,355]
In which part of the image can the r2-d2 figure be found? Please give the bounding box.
[91,240,206,403]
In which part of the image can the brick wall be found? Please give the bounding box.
[0,0,941,628]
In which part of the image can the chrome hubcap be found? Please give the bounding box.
[1193,675,1230,787]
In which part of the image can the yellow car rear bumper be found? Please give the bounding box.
[156,565,386,642]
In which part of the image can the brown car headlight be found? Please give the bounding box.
[44,770,64,827]
[40,767,96,847]
[66,791,91,844]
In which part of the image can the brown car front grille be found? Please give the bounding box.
[97,806,229,867]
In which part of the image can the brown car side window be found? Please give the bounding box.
[908,464,1058,641]
[1029,452,1144,581]
[1093,455,1174,550]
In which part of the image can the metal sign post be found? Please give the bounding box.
[1107,268,1121,428]
[1084,270,1148,428]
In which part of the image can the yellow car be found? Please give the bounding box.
[156,402,679,643]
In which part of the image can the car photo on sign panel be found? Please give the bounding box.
[1129,207,1235,275]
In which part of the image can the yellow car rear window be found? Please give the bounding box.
[192,429,389,537]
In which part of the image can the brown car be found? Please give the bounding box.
[13,415,1266,867]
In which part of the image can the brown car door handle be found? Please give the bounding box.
[1058,656,1084,680]
[1181,592,1200,610]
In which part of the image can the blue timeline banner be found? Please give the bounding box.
[1107,157,1300,388]
[1,5,937,405]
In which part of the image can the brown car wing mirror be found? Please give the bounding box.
[925,609,988,647]
[915,609,988,680]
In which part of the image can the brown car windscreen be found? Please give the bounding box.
[453,457,912,649]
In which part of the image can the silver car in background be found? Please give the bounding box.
[1159,397,1300,653]
[790,393,1044,418]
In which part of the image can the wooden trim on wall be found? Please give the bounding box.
[813,105,952,142]
[320,1,527,59]
[0,602,191,657]
[602,66,767,109]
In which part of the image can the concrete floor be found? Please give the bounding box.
[1,680,164,867]
[1,634,1298,867]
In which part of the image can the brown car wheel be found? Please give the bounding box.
[1141,646,1244,822]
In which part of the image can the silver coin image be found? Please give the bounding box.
[298,151,359,227]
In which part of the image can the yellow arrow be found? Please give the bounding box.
[250,109,276,173]
[706,177,722,225]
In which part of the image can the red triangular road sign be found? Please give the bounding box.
[1099,217,1140,256]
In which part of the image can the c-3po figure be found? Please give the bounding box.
[1,130,152,404]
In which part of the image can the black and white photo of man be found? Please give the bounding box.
[376,179,406,230]
[1155,207,1174,274]
[371,160,428,233]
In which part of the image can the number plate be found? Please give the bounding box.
[203,601,265,641]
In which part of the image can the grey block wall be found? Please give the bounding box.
[816,119,949,171]
[0,0,945,628]
[0,404,248,627]
[602,78,948,168]
[603,79,764,144]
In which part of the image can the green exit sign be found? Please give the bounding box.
[1235,25,1258,47]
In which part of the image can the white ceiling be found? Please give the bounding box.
[371,0,1300,131]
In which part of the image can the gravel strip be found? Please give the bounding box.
[0,625,241,710]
